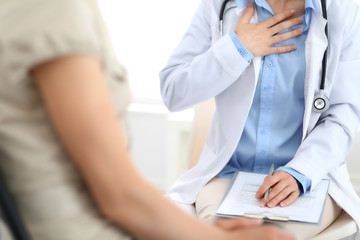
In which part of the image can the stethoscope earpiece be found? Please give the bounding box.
[313,90,330,113]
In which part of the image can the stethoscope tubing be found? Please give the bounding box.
[219,0,235,37]
[320,0,328,91]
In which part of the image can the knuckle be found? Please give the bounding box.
[278,12,288,21]
[275,194,286,203]
[291,187,298,194]
[282,33,292,41]
[281,200,288,206]
[285,174,292,181]
[259,185,267,192]
[276,193,285,202]
[284,46,292,52]
[273,183,283,191]
[264,176,271,183]
[276,191,285,200]
[256,189,264,195]
[292,17,302,25]
[289,195,296,203]
[265,27,273,36]
[275,47,282,54]
[267,191,276,200]
[280,183,288,191]
[282,189,291,198]
[289,194,298,201]
[279,21,289,29]
[271,36,280,44]
[268,199,276,207]
[291,29,300,37]
[291,19,299,27]
[268,178,276,185]
[272,15,280,23]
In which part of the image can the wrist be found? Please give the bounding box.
[229,30,254,62]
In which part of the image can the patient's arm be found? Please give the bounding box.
[31,55,293,240]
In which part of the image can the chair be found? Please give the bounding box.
[0,171,31,240]
[311,211,358,240]
[189,99,359,240]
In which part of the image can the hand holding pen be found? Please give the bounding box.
[264,164,274,202]
[255,164,300,208]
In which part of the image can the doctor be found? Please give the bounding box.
[160,0,360,239]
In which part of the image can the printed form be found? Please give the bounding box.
[215,171,329,223]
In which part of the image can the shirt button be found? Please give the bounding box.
[239,49,244,54]
[259,151,265,156]
[263,106,271,111]
[261,129,267,135]
[257,167,263,171]
[267,62,273,67]
[264,86,271,91]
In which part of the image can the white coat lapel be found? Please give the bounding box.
[234,3,261,90]
[302,10,328,140]
[216,4,261,145]
[235,2,264,101]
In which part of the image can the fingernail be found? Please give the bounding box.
[255,193,260,198]
[291,9,296,13]
[267,202,273,208]
[280,202,286,207]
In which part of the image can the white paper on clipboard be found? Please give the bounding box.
[215,171,329,224]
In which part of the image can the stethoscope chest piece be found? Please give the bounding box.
[313,90,330,113]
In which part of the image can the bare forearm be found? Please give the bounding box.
[110,176,222,240]
[60,116,219,240]
[31,56,221,240]
[53,105,222,240]
[41,103,222,240]
[32,56,293,240]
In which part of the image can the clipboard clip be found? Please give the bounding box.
[244,212,289,222]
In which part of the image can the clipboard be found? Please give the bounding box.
[214,171,330,224]
[244,212,289,222]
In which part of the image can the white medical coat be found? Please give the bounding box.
[160,0,360,237]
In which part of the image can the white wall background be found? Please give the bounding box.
[127,104,193,191]
[98,0,201,102]
[98,0,200,191]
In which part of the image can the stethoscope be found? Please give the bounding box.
[219,0,330,113]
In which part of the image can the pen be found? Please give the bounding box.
[264,164,274,201]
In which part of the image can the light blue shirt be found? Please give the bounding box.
[217,0,318,194]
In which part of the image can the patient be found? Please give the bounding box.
[0,0,293,239]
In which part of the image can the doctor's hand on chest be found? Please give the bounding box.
[235,2,304,57]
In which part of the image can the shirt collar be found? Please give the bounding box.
[235,0,322,17]
[306,0,322,17]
